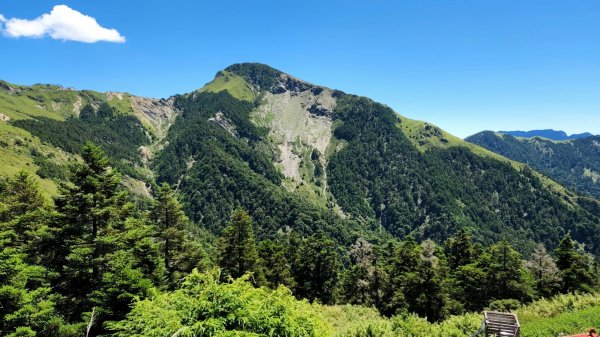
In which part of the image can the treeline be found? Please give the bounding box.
[1,143,598,336]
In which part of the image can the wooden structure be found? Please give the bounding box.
[482,311,520,337]
[470,311,520,337]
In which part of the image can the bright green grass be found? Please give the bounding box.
[322,293,600,337]
[199,71,256,101]
[521,307,600,337]
[0,91,64,120]
[106,92,135,115]
[0,122,70,196]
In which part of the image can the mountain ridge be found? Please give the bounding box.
[466,130,600,199]
[1,63,599,255]
[498,129,594,141]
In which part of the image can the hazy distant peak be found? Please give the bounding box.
[498,129,593,141]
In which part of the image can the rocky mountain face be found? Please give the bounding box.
[467,131,600,199]
[1,64,600,255]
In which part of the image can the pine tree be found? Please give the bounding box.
[49,143,153,334]
[0,172,66,336]
[292,231,340,304]
[445,228,473,269]
[481,241,534,304]
[257,239,295,290]
[149,182,206,288]
[218,208,263,282]
[555,234,594,293]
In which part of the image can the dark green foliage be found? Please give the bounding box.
[217,208,263,282]
[467,131,600,199]
[290,231,340,304]
[327,94,600,254]
[13,114,148,179]
[32,154,68,181]
[225,63,283,90]
[0,172,69,336]
[554,234,595,293]
[445,228,474,270]
[258,239,296,290]
[79,103,95,120]
[46,144,155,335]
[149,183,207,288]
[478,241,534,304]
[153,91,354,242]
[96,102,115,119]
[340,238,388,309]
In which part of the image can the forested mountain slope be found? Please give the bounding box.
[466,131,600,199]
[152,63,600,254]
[0,80,176,195]
[1,64,600,254]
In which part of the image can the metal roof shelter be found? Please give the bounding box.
[470,311,520,337]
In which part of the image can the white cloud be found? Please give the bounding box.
[1,5,125,43]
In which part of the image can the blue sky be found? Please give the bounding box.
[1,1,598,138]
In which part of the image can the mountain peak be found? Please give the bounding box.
[223,63,320,94]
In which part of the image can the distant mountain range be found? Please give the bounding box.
[467,131,600,199]
[498,129,594,141]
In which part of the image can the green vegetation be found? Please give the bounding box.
[467,131,600,199]
[109,269,332,337]
[225,63,283,91]
[199,70,256,101]
[1,142,600,336]
[324,292,600,337]
[328,94,600,254]
[2,65,600,336]
[13,104,149,179]
[153,90,355,241]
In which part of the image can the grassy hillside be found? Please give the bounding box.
[0,80,169,196]
[198,70,256,101]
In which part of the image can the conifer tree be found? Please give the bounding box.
[0,172,67,336]
[526,243,560,297]
[292,231,340,304]
[482,240,534,304]
[555,233,594,293]
[149,182,206,287]
[257,239,295,290]
[50,143,153,334]
[218,208,263,282]
[445,228,473,269]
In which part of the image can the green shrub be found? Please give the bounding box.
[109,269,332,337]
